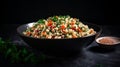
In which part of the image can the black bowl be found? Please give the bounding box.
[17,22,102,57]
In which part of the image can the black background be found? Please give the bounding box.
[1,0,120,25]
[1,0,120,67]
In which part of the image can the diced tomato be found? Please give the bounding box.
[26,32,31,36]
[77,28,83,32]
[72,34,77,38]
[35,30,39,33]
[52,36,55,39]
[42,31,47,36]
[47,20,53,26]
[50,25,55,29]
[71,27,76,31]
[62,30,66,34]
[61,25,66,29]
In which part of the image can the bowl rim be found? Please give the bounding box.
[17,22,102,40]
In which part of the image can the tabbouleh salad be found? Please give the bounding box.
[23,15,96,39]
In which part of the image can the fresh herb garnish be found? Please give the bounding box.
[51,16,58,22]
[37,19,45,24]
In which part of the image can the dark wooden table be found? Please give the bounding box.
[0,24,120,67]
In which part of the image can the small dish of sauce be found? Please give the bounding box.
[96,36,120,49]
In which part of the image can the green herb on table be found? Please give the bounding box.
[0,37,47,63]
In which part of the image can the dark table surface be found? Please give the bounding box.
[0,24,120,67]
